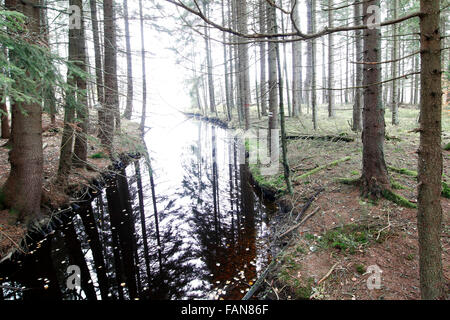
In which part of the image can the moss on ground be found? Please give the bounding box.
[444,142,450,151]
[442,181,450,199]
[391,179,408,190]
[336,177,360,185]
[382,189,417,209]
[355,264,366,274]
[318,224,371,254]
[387,165,418,178]
[249,164,287,195]
[89,152,108,159]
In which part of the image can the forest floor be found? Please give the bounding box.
[189,102,450,300]
[0,113,143,261]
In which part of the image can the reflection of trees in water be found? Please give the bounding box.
[0,160,197,300]
[0,123,270,301]
[179,123,266,299]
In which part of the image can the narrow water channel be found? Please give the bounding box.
[0,114,277,300]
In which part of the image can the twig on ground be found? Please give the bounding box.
[0,229,27,255]
[377,211,391,241]
[295,188,324,222]
[318,262,339,285]
[280,207,321,238]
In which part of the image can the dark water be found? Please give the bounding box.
[0,116,276,300]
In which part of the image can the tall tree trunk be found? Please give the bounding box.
[361,0,389,198]
[413,54,419,105]
[231,0,242,125]
[222,0,232,121]
[267,0,278,134]
[291,0,302,116]
[73,0,89,168]
[123,0,134,120]
[275,37,293,194]
[3,0,43,222]
[236,0,251,129]
[304,0,313,114]
[139,0,147,131]
[259,0,268,116]
[417,0,444,300]
[102,0,119,151]
[203,2,216,114]
[352,0,363,131]
[280,0,291,117]
[310,0,318,130]
[89,0,105,130]
[327,0,335,117]
[391,0,399,125]
[41,0,56,126]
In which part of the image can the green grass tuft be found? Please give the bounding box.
[319,224,370,254]
[406,253,415,261]
[442,181,450,199]
[444,142,450,151]
[89,152,108,159]
[355,264,366,274]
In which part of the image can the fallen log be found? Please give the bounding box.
[285,135,355,143]
[295,157,351,182]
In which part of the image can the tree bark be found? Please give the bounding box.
[139,0,147,131]
[73,0,89,168]
[3,0,43,222]
[89,0,105,130]
[304,0,313,114]
[352,0,363,131]
[259,0,268,116]
[327,0,335,118]
[123,0,134,120]
[291,0,302,117]
[310,0,318,130]
[267,0,278,134]
[236,0,251,129]
[102,0,119,150]
[203,1,216,114]
[417,0,444,300]
[361,0,390,198]
[0,100,10,139]
[391,0,399,125]
[222,0,232,121]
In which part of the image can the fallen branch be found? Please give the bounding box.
[317,262,339,286]
[285,135,354,143]
[280,207,320,238]
[0,229,27,255]
[295,157,351,182]
[295,188,324,222]
[377,212,391,241]
[242,251,284,300]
